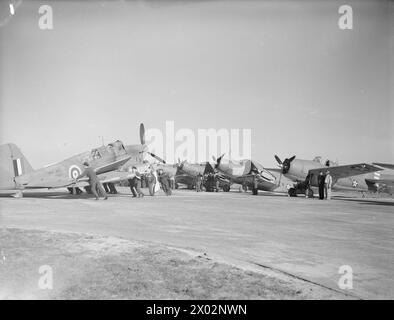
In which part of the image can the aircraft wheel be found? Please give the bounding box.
[307,189,314,198]
[288,188,297,197]
[252,188,258,195]
[223,185,230,192]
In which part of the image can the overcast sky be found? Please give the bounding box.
[0,0,393,168]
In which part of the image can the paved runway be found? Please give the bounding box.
[1,188,393,299]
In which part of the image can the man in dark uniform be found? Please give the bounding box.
[157,169,172,196]
[76,162,108,200]
[128,166,145,197]
[318,171,325,200]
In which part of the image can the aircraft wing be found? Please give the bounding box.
[308,163,382,182]
[67,171,132,189]
[366,178,394,187]
[373,163,394,170]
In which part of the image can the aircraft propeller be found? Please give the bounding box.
[214,153,225,168]
[274,155,296,174]
[139,123,166,164]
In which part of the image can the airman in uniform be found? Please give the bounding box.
[76,162,108,200]
[324,170,333,200]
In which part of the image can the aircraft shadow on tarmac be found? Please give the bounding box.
[334,196,394,207]
[0,192,135,200]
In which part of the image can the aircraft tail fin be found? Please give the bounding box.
[0,143,34,189]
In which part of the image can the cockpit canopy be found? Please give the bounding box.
[107,140,125,152]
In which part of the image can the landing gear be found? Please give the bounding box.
[305,188,314,198]
[222,185,230,192]
[252,187,258,195]
[288,187,297,197]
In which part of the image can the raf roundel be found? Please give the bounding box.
[69,165,82,179]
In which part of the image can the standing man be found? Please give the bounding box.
[318,171,325,200]
[128,166,145,198]
[146,167,157,196]
[195,173,203,192]
[157,169,172,196]
[324,170,333,200]
[76,162,108,200]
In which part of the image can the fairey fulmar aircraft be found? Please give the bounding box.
[0,140,132,197]
[273,155,382,197]
[0,124,157,197]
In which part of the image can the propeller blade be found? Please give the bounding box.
[214,153,225,168]
[288,155,296,162]
[218,153,225,162]
[148,152,166,164]
[140,123,145,145]
[274,155,282,165]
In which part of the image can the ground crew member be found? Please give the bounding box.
[318,171,325,200]
[195,173,203,192]
[75,162,108,200]
[214,173,220,192]
[157,169,172,196]
[128,166,145,197]
[146,167,157,196]
[169,176,175,190]
[324,170,333,200]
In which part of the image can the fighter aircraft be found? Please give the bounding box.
[0,140,132,196]
[0,123,164,196]
[213,155,278,195]
[177,160,231,191]
[365,163,394,194]
[274,155,382,196]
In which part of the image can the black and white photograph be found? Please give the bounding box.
[0,0,393,307]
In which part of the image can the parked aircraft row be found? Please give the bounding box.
[0,124,393,197]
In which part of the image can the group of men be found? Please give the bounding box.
[195,172,221,192]
[74,162,173,200]
[317,171,333,200]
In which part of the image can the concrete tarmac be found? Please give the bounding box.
[1,188,393,299]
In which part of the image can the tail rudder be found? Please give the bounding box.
[0,143,34,189]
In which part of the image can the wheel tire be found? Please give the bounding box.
[288,188,297,197]
[252,188,258,195]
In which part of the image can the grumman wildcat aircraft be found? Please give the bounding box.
[273,155,382,196]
